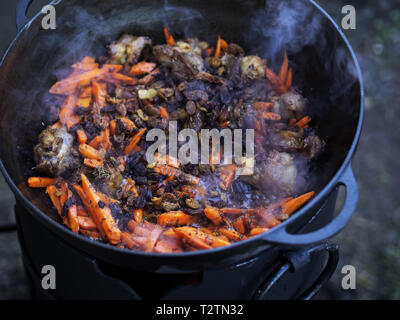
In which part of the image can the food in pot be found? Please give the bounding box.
[27,28,324,253]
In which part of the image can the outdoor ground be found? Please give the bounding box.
[0,0,399,299]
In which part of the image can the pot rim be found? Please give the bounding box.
[0,0,364,259]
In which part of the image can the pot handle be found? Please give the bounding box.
[262,165,358,246]
[16,0,33,31]
[253,242,339,300]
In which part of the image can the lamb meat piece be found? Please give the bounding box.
[221,43,245,75]
[153,41,205,82]
[268,130,305,152]
[240,55,266,80]
[34,126,79,176]
[241,151,297,196]
[303,135,325,160]
[270,90,307,120]
[108,35,151,64]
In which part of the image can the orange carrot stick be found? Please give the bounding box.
[46,185,62,214]
[261,112,281,121]
[159,107,169,119]
[72,56,98,71]
[204,206,223,225]
[133,209,143,223]
[76,129,87,145]
[157,211,193,227]
[215,36,224,57]
[80,173,121,244]
[163,27,175,46]
[282,191,315,216]
[83,158,104,168]
[92,81,107,107]
[219,208,256,215]
[254,101,274,110]
[249,227,269,236]
[295,116,311,129]
[77,216,98,231]
[174,227,230,249]
[28,177,58,188]
[123,128,147,155]
[59,95,80,129]
[218,228,243,241]
[129,62,157,76]
[279,51,289,84]
[79,144,103,160]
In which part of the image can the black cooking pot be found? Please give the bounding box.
[0,0,363,273]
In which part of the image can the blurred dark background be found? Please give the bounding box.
[0,0,399,299]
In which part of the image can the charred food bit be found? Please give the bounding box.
[34,126,79,176]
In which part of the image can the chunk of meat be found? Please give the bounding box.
[108,35,151,64]
[271,90,307,120]
[303,135,325,160]
[241,151,297,196]
[240,55,266,79]
[34,126,79,176]
[153,40,205,81]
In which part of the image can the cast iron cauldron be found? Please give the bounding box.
[0,0,363,278]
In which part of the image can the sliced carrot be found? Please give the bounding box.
[28,177,58,188]
[233,216,246,234]
[249,227,269,236]
[219,208,256,215]
[133,209,143,223]
[78,216,98,231]
[218,228,243,241]
[106,72,138,85]
[92,81,107,107]
[261,112,281,121]
[163,27,175,46]
[215,36,222,57]
[129,62,157,76]
[80,173,121,244]
[76,129,87,144]
[46,185,62,215]
[88,135,103,148]
[83,158,103,168]
[174,227,230,249]
[157,211,193,227]
[295,116,311,129]
[109,119,117,135]
[159,107,169,119]
[282,191,315,216]
[123,128,147,155]
[59,95,80,129]
[138,68,160,85]
[68,203,79,234]
[118,117,136,132]
[279,51,289,85]
[79,144,103,160]
[72,56,98,71]
[204,206,223,225]
[50,66,114,95]
[254,101,274,110]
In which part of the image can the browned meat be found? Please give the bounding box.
[241,151,297,196]
[34,126,79,176]
[271,90,307,120]
[108,35,151,64]
[269,130,305,152]
[303,135,325,160]
[240,55,266,79]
